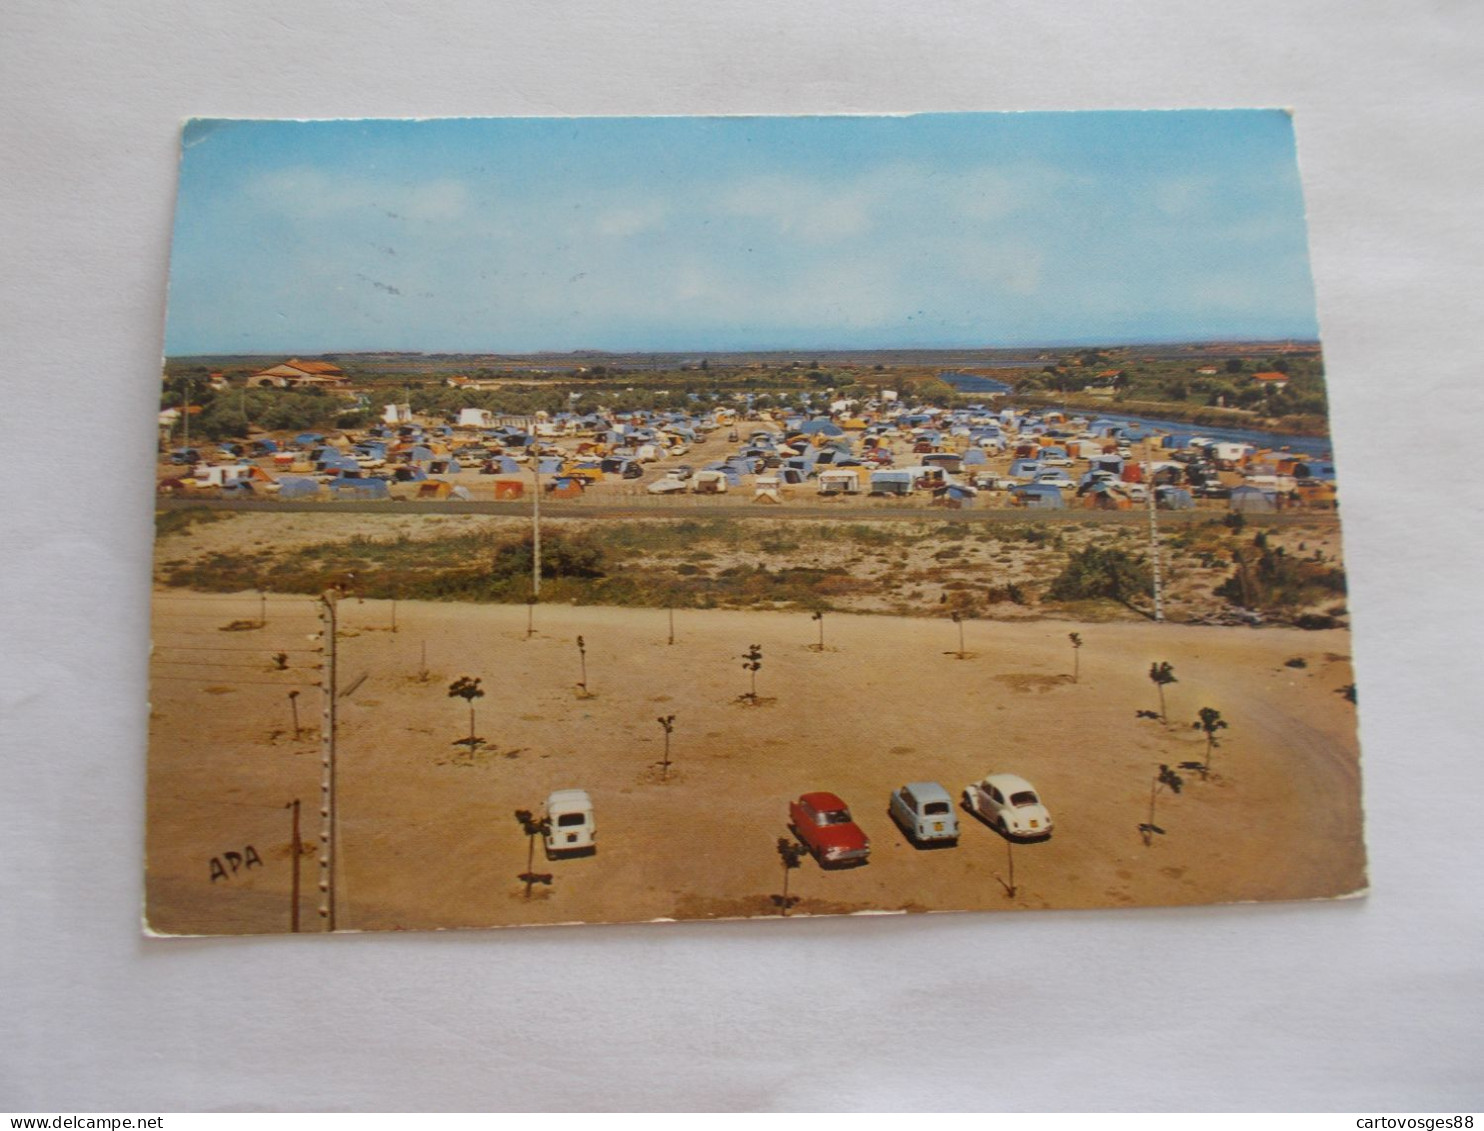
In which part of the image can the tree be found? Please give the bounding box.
[1148,662,1177,721]
[656,714,676,779]
[448,676,485,753]
[741,644,763,702]
[513,809,553,899]
[1190,707,1229,779]
[575,634,589,695]
[1139,764,1184,845]
[773,837,806,916]
[810,610,825,652]
[1068,633,1083,683]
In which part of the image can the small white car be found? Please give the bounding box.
[544,789,596,856]
[963,773,1053,840]
[1033,469,1075,490]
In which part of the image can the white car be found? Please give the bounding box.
[1033,470,1074,490]
[963,773,1053,840]
[543,789,596,856]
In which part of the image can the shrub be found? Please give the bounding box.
[1046,547,1152,606]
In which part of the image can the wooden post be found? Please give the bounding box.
[1145,456,1164,623]
[318,592,338,931]
[287,799,302,933]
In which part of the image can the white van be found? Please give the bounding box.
[544,790,596,856]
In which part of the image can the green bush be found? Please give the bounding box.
[1045,546,1152,606]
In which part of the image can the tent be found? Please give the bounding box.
[328,478,390,500]
[276,476,321,500]
[1155,486,1195,510]
[1229,485,1278,513]
[1011,484,1066,509]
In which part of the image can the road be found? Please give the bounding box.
[157,495,1341,527]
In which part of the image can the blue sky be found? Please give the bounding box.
[164,112,1320,355]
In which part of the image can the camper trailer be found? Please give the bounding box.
[817,469,861,496]
[692,470,729,494]
[869,469,914,496]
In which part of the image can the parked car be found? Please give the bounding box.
[543,789,596,856]
[788,792,870,867]
[963,773,1053,840]
[1033,469,1074,490]
[888,781,959,846]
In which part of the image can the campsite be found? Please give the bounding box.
[148,364,1362,934]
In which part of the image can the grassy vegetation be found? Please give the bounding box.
[154,507,234,538]
[156,512,1345,622]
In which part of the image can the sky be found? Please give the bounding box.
[164,112,1321,355]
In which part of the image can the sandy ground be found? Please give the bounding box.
[146,594,1366,935]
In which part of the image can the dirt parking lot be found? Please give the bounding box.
[146,593,1366,935]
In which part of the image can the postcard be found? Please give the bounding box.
[148,112,1365,934]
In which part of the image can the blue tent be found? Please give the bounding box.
[1009,458,1045,478]
[328,477,390,500]
[1012,484,1066,509]
[798,419,844,437]
[963,448,988,467]
[1155,486,1195,510]
[276,476,321,499]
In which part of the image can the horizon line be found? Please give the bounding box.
[166,337,1323,360]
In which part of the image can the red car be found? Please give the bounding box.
[789,792,871,867]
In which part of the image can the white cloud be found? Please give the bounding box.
[719,175,874,243]
[593,201,667,239]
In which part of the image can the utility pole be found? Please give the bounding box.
[318,591,339,931]
[286,799,302,933]
[531,443,542,600]
[1143,450,1164,624]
